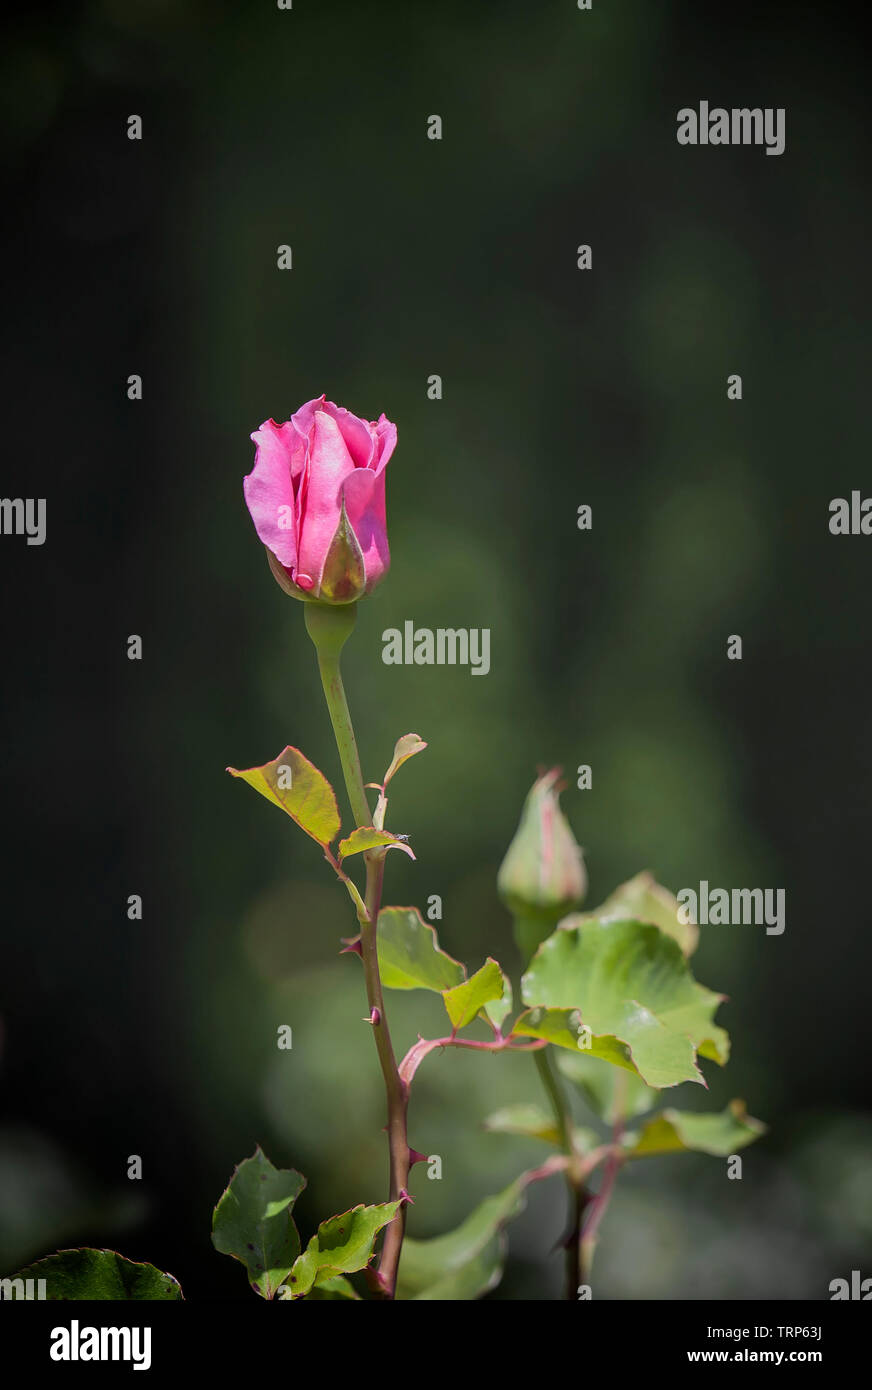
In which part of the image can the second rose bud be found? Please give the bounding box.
[498,768,587,962]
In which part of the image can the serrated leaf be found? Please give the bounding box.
[581,871,697,957]
[397,1179,526,1301]
[286,1201,401,1298]
[377,906,465,992]
[6,1249,182,1300]
[483,968,513,1032]
[625,1100,766,1158]
[482,1104,565,1146]
[516,918,729,1089]
[556,1050,658,1124]
[442,957,504,1031]
[211,1147,306,1299]
[228,746,340,848]
[338,827,415,861]
[383,733,428,786]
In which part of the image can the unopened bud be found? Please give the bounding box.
[498,768,586,958]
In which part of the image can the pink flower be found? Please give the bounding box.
[244,395,396,603]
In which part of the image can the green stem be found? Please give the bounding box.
[304,600,410,1299]
[364,852,409,1296]
[519,923,588,1300]
[534,1048,573,1153]
[570,1183,590,1299]
[304,603,371,829]
[580,1070,627,1285]
[532,1046,587,1299]
[514,911,560,963]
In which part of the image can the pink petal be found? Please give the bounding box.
[342,465,390,590]
[296,409,357,588]
[373,416,398,474]
[323,400,377,469]
[290,395,325,452]
[244,419,300,570]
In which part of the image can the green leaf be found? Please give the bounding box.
[442,957,505,1031]
[625,1100,766,1158]
[483,968,513,1032]
[383,733,428,786]
[5,1249,182,1300]
[516,918,729,1089]
[397,1179,526,1300]
[211,1147,306,1299]
[278,1273,360,1300]
[482,1103,599,1154]
[377,907,465,992]
[228,746,340,848]
[285,1202,401,1298]
[303,1274,361,1300]
[482,1104,565,1147]
[580,871,697,957]
[556,1050,658,1124]
[338,827,415,861]
[513,1006,642,1069]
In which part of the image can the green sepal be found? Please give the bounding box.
[318,494,367,602]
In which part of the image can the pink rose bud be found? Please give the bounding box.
[244,395,396,603]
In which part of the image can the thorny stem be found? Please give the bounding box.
[364,850,409,1296]
[304,603,625,1299]
[305,601,409,1299]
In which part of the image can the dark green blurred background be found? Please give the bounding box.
[2,0,871,1299]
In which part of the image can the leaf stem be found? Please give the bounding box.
[304,600,410,1299]
[399,1030,546,1088]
